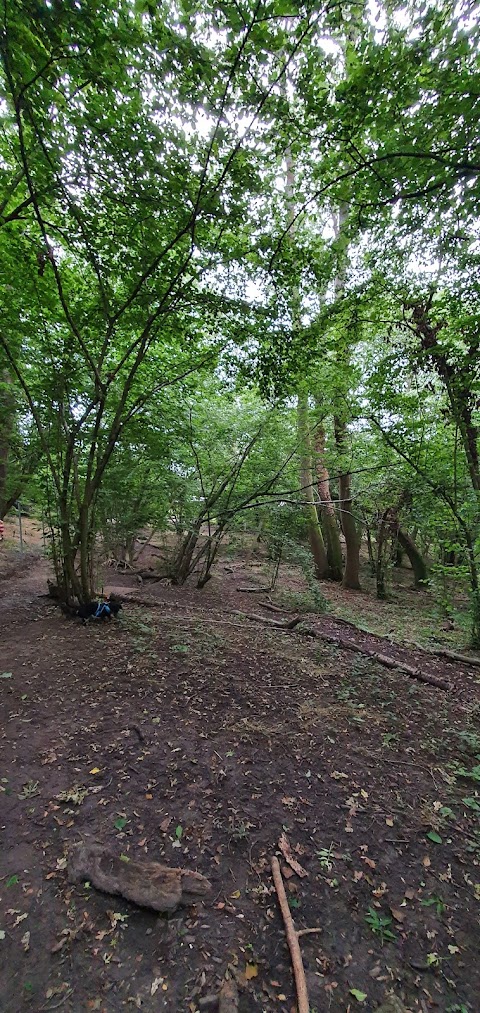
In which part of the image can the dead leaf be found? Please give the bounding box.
[353,870,363,882]
[423,855,431,868]
[361,857,376,870]
[390,907,405,923]
[404,888,415,900]
[21,930,30,951]
[385,817,394,827]
[89,768,101,775]
[245,963,258,980]
[278,833,308,878]
[330,771,348,780]
[230,890,241,899]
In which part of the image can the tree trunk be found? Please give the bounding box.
[0,370,15,519]
[396,528,428,588]
[297,393,328,579]
[170,519,203,585]
[363,513,376,576]
[314,423,343,581]
[334,417,361,589]
[376,508,390,600]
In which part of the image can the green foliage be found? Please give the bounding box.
[0,0,478,637]
[364,907,396,945]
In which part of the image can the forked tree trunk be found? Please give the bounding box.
[314,423,343,581]
[170,519,203,585]
[297,393,328,579]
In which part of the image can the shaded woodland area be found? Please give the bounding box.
[1,1,480,1011]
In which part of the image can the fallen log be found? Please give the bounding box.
[298,626,450,690]
[68,842,211,912]
[233,610,302,630]
[411,641,480,669]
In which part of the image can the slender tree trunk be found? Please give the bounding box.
[0,370,15,518]
[334,417,361,589]
[332,201,361,590]
[396,528,428,588]
[314,423,343,581]
[362,512,376,576]
[297,393,328,579]
[376,508,390,600]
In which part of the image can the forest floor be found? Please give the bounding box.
[1,540,480,1013]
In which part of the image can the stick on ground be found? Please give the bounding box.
[271,856,310,1013]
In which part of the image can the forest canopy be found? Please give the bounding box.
[1,0,480,641]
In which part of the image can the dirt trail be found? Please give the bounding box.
[2,554,480,1011]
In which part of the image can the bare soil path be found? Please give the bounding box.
[1,553,480,1012]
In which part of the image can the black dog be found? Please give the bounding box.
[60,594,122,625]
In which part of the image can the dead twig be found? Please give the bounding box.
[271,856,310,1013]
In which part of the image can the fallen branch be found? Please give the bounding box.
[297,626,450,690]
[271,856,310,1013]
[233,610,302,630]
[258,600,292,614]
[411,641,480,669]
[237,585,273,593]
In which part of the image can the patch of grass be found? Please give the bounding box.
[276,586,326,614]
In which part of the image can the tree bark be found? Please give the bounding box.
[376,508,390,600]
[314,423,343,581]
[396,528,428,588]
[0,370,15,518]
[334,417,361,589]
[297,393,328,579]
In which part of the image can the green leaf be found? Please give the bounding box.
[274,0,298,13]
[175,824,183,839]
[119,854,130,863]
[427,831,443,844]
[0,672,12,679]
[6,875,19,887]
[114,818,127,830]
[350,989,368,1002]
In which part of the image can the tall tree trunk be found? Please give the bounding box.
[297,393,328,579]
[314,422,343,581]
[332,203,361,591]
[0,370,15,518]
[376,508,390,600]
[334,417,361,589]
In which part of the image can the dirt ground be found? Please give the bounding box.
[1,544,480,1012]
